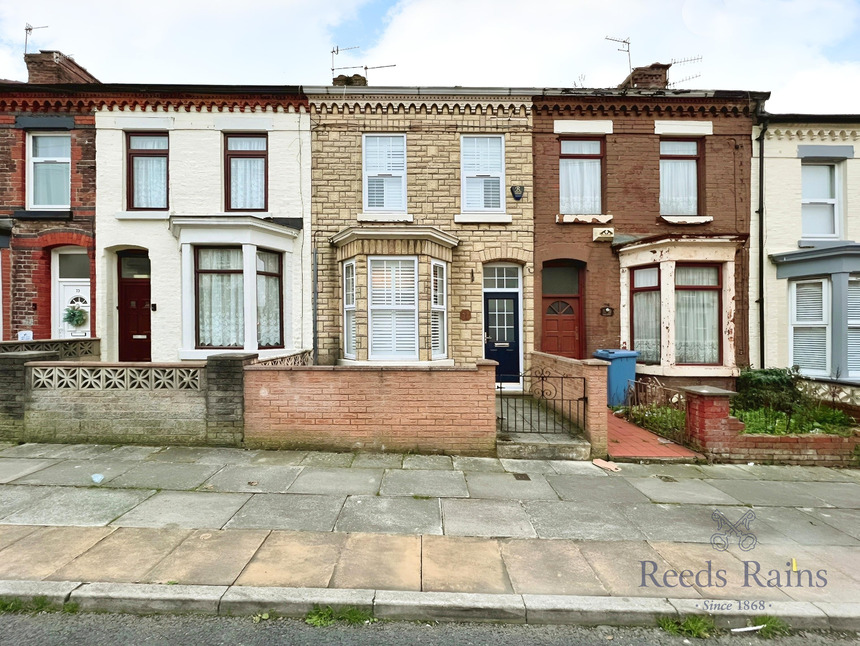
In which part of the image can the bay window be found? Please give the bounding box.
[675,265,721,364]
[256,250,283,348]
[369,257,418,359]
[790,279,830,376]
[461,135,504,212]
[127,133,168,210]
[848,279,860,377]
[560,139,602,214]
[29,133,71,209]
[659,140,699,216]
[225,134,267,211]
[631,267,661,364]
[343,261,356,358]
[431,261,447,359]
[363,134,406,211]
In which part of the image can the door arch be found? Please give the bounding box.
[541,260,585,358]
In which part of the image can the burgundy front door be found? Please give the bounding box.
[117,253,151,362]
[542,297,581,358]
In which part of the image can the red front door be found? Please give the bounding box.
[117,253,151,362]
[542,297,581,358]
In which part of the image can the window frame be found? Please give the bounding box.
[630,265,662,365]
[789,278,831,377]
[126,132,169,211]
[343,260,357,359]
[224,133,268,212]
[363,133,407,213]
[674,263,722,366]
[801,162,841,239]
[367,255,419,361]
[431,260,448,359]
[659,138,701,216]
[460,134,506,214]
[559,137,604,215]
[27,132,71,210]
[848,277,860,378]
[194,246,245,350]
[255,248,284,349]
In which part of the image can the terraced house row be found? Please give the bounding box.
[1,51,858,402]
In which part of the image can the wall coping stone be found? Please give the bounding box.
[24,361,207,368]
[683,385,737,397]
[245,364,485,373]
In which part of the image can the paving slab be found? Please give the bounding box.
[421,535,513,594]
[547,461,607,476]
[452,456,505,472]
[334,496,442,535]
[402,455,453,470]
[441,499,535,538]
[373,590,526,623]
[649,541,792,601]
[625,476,742,505]
[614,463,707,479]
[0,526,115,579]
[235,531,347,587]
[10,459,135,486]
[801,507,860,540]
[738,464,859,482]
[499,459,557,474]
[249,450,308,466]
[380,469,468,498]
[198,465,302,493]
[465,472,558,501]
[111,491,251,529]
[797,481,860,508]
[577,540,702,598]
[500,539,607,595]
[288,468,382,495]
[351,453,403,469]
[618,503,792,545]
[183,448,261,466]
[522,594,675,626]
[106,462,223,491]
[70,582,226,615]
[669,598,830,630]
[224,494,345,532]
[524,501,646,540]
[0,580,82,608]
[48,527,192,583]
[705,479,834,507]
[695,464,762,480]
[145,447,225,464]
[813,601,860,631]
[300,452,355,468]
[0,525,41,551]
[792,545,860,585]
[0,485,57,518]
[42,444,118,460]
[143,529,269,585]
[750,507,860,546]
[546,475,651,503]
[100,445,164,461]
[0,458,61,483]
[0,443,70,458]
[330,533,420,591]
[2,488,155,527]
[221,586,374,617]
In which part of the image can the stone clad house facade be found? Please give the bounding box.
[306,87,534,381]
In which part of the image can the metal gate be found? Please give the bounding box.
[496,369,586,435]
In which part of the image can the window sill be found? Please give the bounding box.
[454,213,512,224]
[357,212,414,223]
[14,209,72,220]
[636,363,738,378]
[338,358,455,367]
[556,213,613,224]
[178,347,289,360]
[115,210,170,220]
[660,215,713,225]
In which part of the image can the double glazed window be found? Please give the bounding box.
[343,261,357,359]
[127,133,168,210]
[559,139,602,214]
[461,135,504,212]
[801,164,839,238]
[364,135,406,211]
[195,247,282,349]
[225,134,267,211]
[790,279,830,375]
[431,262,447,359]
[368,258,418,359]
[659,140,699,216]
[631,267,661,364]
[29,133,71,209]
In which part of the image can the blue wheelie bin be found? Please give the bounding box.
[593,349,640,407]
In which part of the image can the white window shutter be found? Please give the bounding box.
[791,280,829,374]
[369,258,417,359]
[848,280,860,374]
[795,282,824,322]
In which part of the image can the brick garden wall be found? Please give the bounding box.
[244,360,498,455]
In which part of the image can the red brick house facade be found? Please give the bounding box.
[533,66,769,387]
[0,52,99,341]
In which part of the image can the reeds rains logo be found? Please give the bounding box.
[639,509,828,590]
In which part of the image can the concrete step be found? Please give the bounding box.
[496,433,591,460]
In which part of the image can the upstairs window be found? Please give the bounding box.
[559,139,602,214]
[802,163,839,238]
[225,134,267,211]
[127,133,168,210]
[364,134,406,211]
[659,140,699,216]
[29,133,71,209]
[461,135,504,212]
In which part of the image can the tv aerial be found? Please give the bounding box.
[605,36,631,73]
[24,23,48,55]
[331,45,395,83]
[668,55,703,87]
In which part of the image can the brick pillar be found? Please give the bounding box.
[683,385,744,455]
[205,353,257,447]
[581,358,609,458]
[0,351,59,441]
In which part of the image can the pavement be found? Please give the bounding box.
[0,441,858,630]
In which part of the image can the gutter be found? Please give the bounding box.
[755,108,769,369]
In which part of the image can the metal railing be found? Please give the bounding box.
[250,349,313,367]
[496,369,586,435]
[625,378,686,442]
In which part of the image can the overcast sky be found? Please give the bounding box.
[1,0,858,113]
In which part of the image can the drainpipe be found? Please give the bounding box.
[312,248,318,365]
[755,111,768,369]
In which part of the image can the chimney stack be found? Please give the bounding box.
[332,74,367,87]
[24,50,99,84]
[618,62,671,90]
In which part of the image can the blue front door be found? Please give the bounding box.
[484,292,520,383]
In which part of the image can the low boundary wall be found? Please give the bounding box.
[243,360,498,455]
